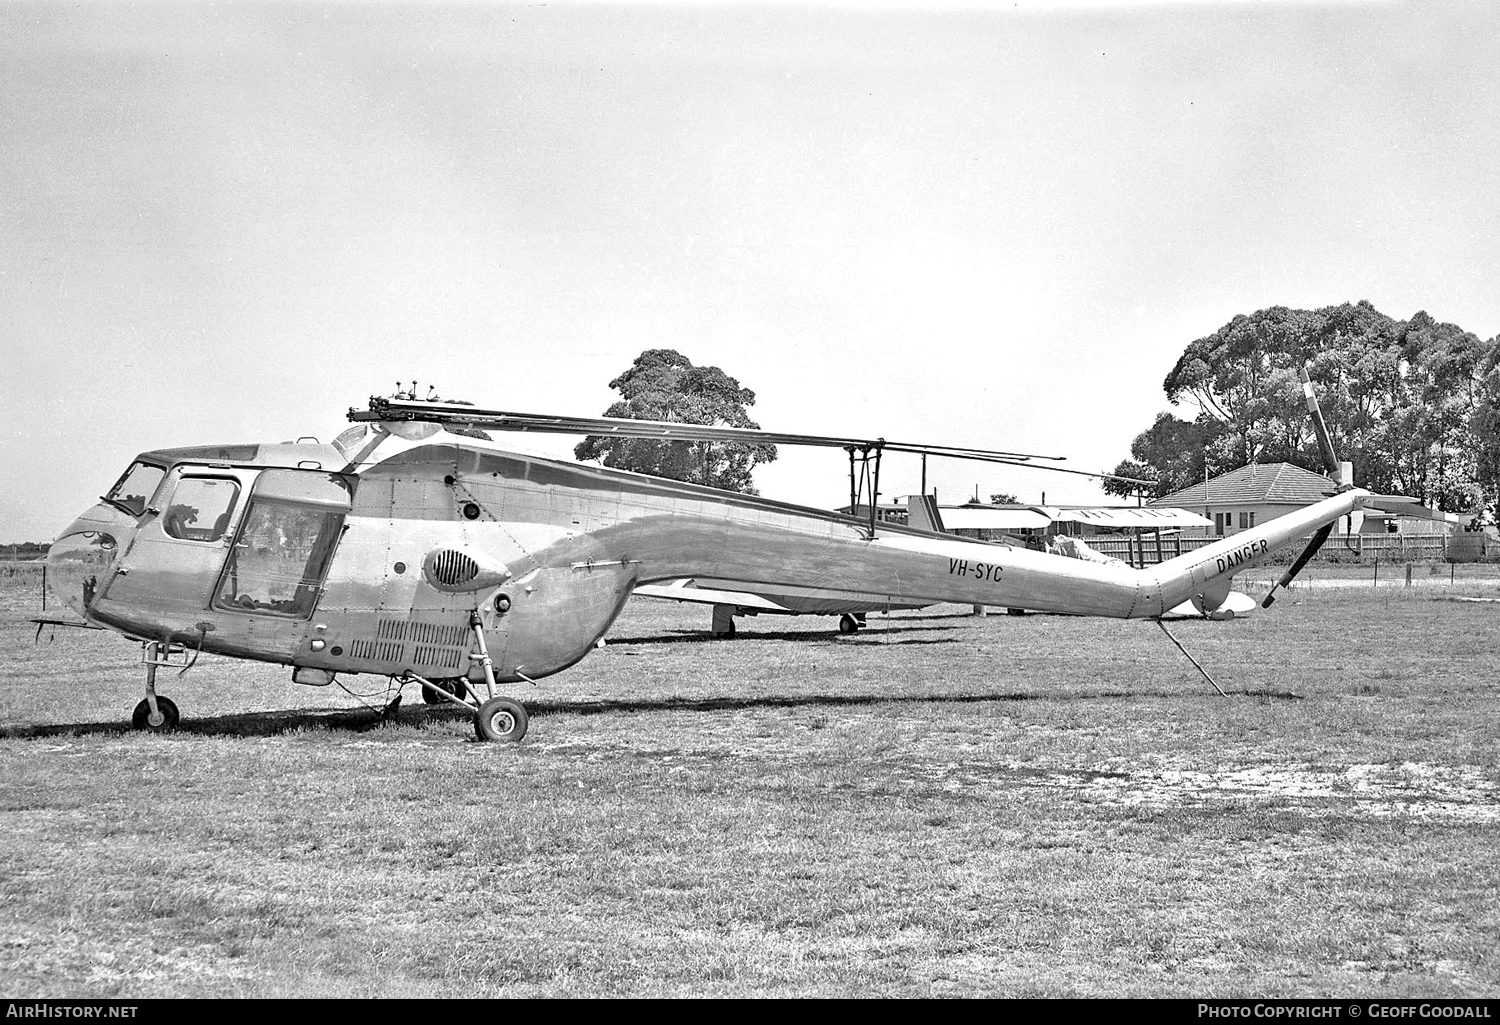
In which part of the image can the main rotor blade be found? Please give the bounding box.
[352,399,1156,485]
[1260,523,1333,608]
[353,398,1069,465]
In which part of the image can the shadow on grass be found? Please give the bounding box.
[0,686,1300,741]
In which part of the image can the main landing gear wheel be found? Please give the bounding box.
[474,697,528,743]
[422,678,470,705]
[131,696,180,732]
[838,613,860,635]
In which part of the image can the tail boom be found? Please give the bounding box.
[1142,488,1369,617]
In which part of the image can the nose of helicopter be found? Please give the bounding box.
[46,504,139,619]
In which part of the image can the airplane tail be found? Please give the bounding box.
[1149,488,1366,614]
[906,494,946,533]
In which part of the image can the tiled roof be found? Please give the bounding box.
[1148,462,1335,508]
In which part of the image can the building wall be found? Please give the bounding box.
[1181,503,1307,537]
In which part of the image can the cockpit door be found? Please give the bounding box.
[212,469,354,619]
[98,466,252,618]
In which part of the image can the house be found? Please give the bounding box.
[1148,462,1335,537]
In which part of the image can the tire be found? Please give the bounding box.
[838,614,859,634]
[131,696,180,732]
[474,697,528,743]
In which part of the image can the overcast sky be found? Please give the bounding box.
[3,0,1497,543]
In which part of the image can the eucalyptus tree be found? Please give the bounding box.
[574,349,777,494]
[1125,302,1496,511]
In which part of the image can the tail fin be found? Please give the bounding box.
[906,494,946,533]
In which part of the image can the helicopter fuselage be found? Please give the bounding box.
[47,422,1370,690]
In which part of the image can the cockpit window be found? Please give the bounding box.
[332,425,370,459]
[161,477,240,542]
[212,470,352,619]
[104,462,166,516]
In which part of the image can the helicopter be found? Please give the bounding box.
[42,371,1421,742]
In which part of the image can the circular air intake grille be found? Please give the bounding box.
[431,549,480,587]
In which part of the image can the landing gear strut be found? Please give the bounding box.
[464,608,527,741]
[132,640,188,732]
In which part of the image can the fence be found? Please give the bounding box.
[1084,532,1466,567]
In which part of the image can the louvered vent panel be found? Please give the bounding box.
[376,619,408,640]
[431,550,480,587]
[409,621,469,647]
[349,638,405,662]
[412,644,465,670]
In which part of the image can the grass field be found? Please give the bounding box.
[2,564,1498,997]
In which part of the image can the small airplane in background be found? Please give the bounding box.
[41,370,1427,742]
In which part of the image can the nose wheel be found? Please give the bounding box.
[130,641,188,732]
[131,696,180,732]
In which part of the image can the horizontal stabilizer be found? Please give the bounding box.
[1364,494,1450,521]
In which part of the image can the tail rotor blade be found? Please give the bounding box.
[1299,368,1341,478]
[1261,523,1333,608]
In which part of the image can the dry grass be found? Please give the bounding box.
[1,563,1498,997]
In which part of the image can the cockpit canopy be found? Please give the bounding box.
[102,460,167,517]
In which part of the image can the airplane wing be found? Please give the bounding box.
[632,579,792,613]
[633,578,933,616]
[1049,507,1212,530]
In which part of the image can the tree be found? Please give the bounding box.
[1103,459,1158,502]
[1133,301,1498,510]
[1104,413,1221,500]
[988,492,1020,505]
[1163,305,1325,469]
[574,350,777,494]
[1471,336,1500,516]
